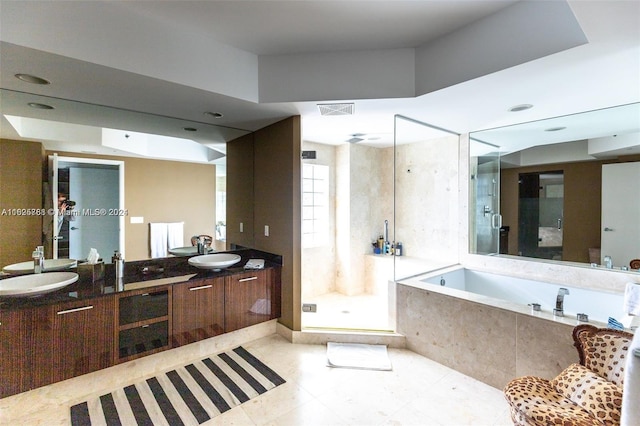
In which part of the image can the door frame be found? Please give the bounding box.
[49,154,125,259]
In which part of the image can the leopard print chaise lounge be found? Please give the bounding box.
[504,325,633,426]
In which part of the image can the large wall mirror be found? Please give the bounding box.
[470,102,640,273]
[0,88,253,264]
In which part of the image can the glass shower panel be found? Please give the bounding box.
[393,115,461,282]
[300,138,394,332]
[469,139,501,255]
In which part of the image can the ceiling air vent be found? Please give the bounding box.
[317,103,355,116]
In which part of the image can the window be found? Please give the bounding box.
[302,164,329,248]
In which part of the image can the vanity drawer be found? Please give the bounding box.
[118,320,168,358]
[119,289,168,325]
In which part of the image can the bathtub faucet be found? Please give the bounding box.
[553,287,570,317]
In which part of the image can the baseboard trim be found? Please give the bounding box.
[276,322,406,348]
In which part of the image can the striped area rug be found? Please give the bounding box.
[70,346,285,425]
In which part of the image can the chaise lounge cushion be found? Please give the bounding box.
[504,375,600,426]
[551,363,623,424]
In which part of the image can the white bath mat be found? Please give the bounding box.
[326,342,392,371]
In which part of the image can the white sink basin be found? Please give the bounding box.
[2,258,78,274]
[169,246,214,256]
[188,253,241,270]
[0,272,79,297]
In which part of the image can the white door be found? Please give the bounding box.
[69,166,120,261]
[601,162,640,267]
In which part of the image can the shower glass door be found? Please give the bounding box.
[469,139,501,255]
[300,138,394,332]
[393,115,461,283]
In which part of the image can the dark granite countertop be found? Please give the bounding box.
[0,248,282,311]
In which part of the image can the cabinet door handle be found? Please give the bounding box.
[57,305,93,315]
[238,276,258,282]
[189,284,213,291]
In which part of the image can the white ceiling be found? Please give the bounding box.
[0,0,639,161]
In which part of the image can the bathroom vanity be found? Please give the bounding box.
[0,249,282,398]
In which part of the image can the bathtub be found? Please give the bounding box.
[416,266,625,325]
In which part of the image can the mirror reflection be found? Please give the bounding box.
[0,89,251,268]
[470,103,640,272]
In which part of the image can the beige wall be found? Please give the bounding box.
[122,157,216,260]
[46,151,216,261]
[0,139,44,268]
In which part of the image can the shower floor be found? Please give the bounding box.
[301,291,391,331]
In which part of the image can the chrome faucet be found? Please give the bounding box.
[553,287,570,317]
[32,246,45,273]
[604,255,613,269]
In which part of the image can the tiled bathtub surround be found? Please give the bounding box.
[396,282,582,390]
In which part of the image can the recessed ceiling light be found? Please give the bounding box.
[545,126,567,132]
[508,104,533,112]
[27,102,54,110]
[204,111,224,119]
[15,74,50,85]
[183,127,197,132]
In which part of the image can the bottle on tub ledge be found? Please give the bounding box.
[395,242,403,256]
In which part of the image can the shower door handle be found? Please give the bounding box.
[491,213,502,229]
[557,219,562,230]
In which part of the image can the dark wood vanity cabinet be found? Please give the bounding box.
[172,277,225,347]
[0,264,281,398]
[224,269,276,332]
[50,297,116,382]
[0,306,53,396]
[0,296,116,398]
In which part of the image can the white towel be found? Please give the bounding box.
[624,282,640,316]
[166,222,184,250]
[150,223,168,258]
[621,330,640,426]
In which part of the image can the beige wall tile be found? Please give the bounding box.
[515,315,576,380]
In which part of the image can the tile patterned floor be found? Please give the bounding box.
[1,334,513,425]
